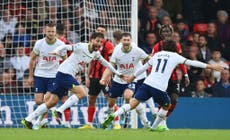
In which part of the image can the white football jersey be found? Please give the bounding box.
[144,51,188,91]
[33,38,66,78]
[110,43,148,84]
[58,43,109,77]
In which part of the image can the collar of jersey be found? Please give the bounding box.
[121,45,132,53]
[45,38,57,45]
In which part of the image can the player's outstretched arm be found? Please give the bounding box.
[49,45,73,56]
[133,61,152,79]
[98,54,121,81]
[206,64,224,71]
[184,59,224,71]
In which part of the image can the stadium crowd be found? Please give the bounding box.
[0,0,230,97]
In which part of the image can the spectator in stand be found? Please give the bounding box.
[145,6,161,33]
[57,0,74,22]
[2,33,15,57]
[176,68,187,97]
[216,10,230,60]
[13,22,31,48]
[153,0,169,21]
[0,9,18,40]
[0,41,12,74]
[36,0,49,23]
[192,32,200,47]
[208,49,229,82]
[4,0,26,21]
[201,69,215,95]
[0,69,17,94]
[205,22,221,52]
[17,69,33,93]
[212,68,230,97]
[197,35,212,63]
[141,31,157,54]
[45,6,59,24]
[138,18,146,46]
[138,0,149,29]
[10,43,30,80]
[24,8,39,35]
[172,31,181,43]
[191,79,209,98]
[84,1,98,22]
[175,19,189,43]
[63,19,80,44]
[186,45,203,92]
[161,15,172,26]
[95,10,108,26]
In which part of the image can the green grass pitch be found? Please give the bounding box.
[1,128,230,140]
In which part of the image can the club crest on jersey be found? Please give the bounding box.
[119,63,134,70]
[43,56,57,61]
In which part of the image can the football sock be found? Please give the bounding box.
[145,98,157,115]
[57,94,79,113]
[87,106,96,123]
[114,104,131,117]
[64,108,71,122]
[151,108,167,129]
[25,103,48,122]
[114,104,119,122]
[136,103,148,124]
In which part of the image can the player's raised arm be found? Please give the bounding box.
[96,53,121,77]
[183,59,224,71]
[49,44,73,55]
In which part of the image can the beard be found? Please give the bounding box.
[46,35,55,41]
[92,45,99,51]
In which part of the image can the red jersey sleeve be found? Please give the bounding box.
[151,42,161,56]
[105,41,114,59]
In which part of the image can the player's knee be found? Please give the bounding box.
[47,100,57,108]
[35,99,43,105]
[77,92,87,99]
[162,103,171,110]
[170,93,178,104]
[123,91,133,101]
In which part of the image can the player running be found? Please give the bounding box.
[21,32,123,129]
[100,32,151,128]
[102,40,223,131]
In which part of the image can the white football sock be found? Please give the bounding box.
[136,103,148,124]
[114,104,131,117]
[151,108,167,129]
[57,94,79,113]
[25,103,48,122]
[145,98,157,115]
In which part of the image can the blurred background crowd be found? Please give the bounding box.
[0,0,229,97]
